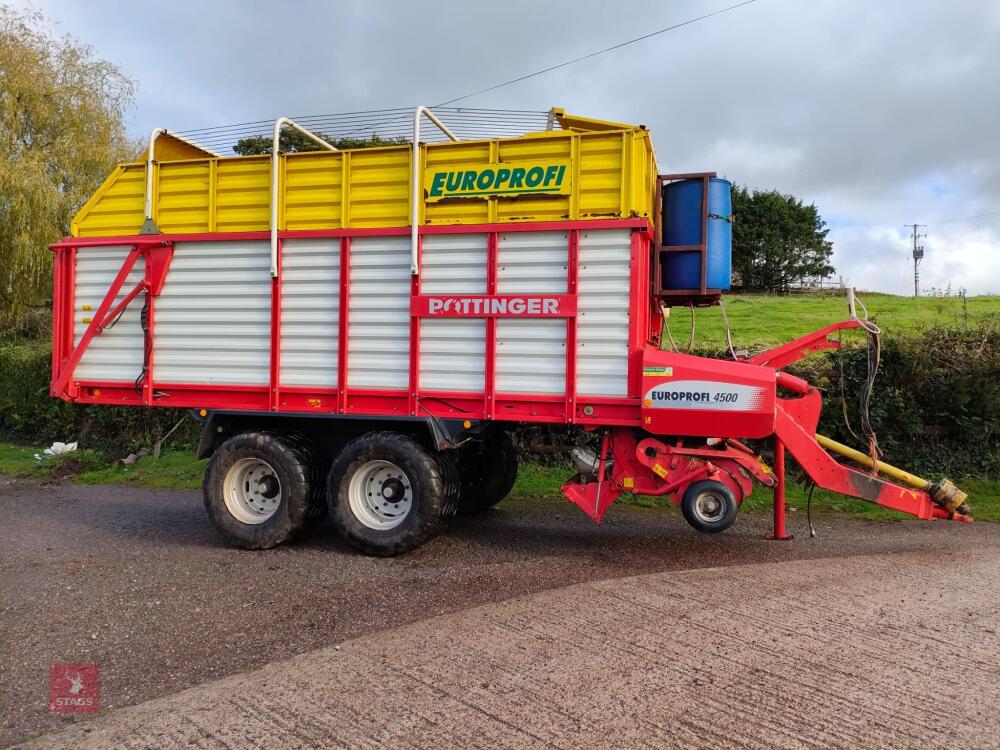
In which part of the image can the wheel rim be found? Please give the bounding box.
[693,490,727,524]
[348,460,413,530]
[223,458,282,525]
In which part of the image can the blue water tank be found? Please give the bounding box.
[661,178,732,292]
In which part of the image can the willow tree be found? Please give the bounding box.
[0,7,136,335]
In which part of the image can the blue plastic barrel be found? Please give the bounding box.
[661,178,732,291]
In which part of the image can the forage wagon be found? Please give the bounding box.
[49,106,970,555]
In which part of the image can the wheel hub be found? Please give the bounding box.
[348,460,413,530]
[381,477,406,503]
[695,491,726,522]
[223,458,282,525]
[258,475,280,500]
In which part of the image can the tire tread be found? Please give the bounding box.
[326,431,447,556]
[203,430,323,550]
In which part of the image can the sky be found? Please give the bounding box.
[14,0,1000,295]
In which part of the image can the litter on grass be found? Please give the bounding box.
[34,441,78,461]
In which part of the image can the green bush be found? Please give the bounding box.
[0,342,197,455]
[807,325,1000,477]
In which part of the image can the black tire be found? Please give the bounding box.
[680,480,739,534]
[203,431,326,550]
[281,431,328,531]
[436,451,462,519]
[326,431,448,556]
[456,431,519,515]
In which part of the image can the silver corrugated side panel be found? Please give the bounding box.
[348,235,411,390]
[280,238,340,388]
[153,241,271,385]
[576,229,631,397]
[496,232,568,395]
[419,234,487,392]
[496,231,569,294]
[74,246,146,382]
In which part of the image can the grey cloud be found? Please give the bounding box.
[16,0,1000,293]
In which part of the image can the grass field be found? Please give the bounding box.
[680,291,1000,348]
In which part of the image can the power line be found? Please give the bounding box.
[333,0,759,141]
[827,208,1000,233]
[434,0,760,107]
[926,209,1000,226]
[176,2,760,148]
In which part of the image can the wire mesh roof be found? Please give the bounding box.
[175,107,555,154]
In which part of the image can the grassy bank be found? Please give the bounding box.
[3,441,995,522]
[0,442,207,489]
[686,291,1000,348]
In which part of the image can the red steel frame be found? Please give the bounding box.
[558,318,972,528]
[50,219,654,426]
[51,239,174,401]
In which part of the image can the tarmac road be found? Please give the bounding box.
[1,477,997,747]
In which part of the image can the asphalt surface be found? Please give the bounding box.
[19,549,1000,749]
[1,477,997,747]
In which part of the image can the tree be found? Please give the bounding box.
[731,186,835,293]
[233,131,406,155]
[0,7,137,335]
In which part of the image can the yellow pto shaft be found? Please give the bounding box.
[815,434,969,513]
[816,434,927,489]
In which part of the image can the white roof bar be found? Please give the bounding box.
[411,106,458,275]
[270,118,338,277]
[142,128,168,234]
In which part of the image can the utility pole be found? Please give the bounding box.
[906,224,926,297]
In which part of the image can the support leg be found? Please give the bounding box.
[767,438,793,540]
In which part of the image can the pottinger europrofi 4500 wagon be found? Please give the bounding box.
[49,107,971,555]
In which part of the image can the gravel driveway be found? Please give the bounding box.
[1,478,996,747]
